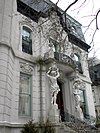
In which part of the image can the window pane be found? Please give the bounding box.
[79,90,85,103]
[19,94,31,116]
[20,75,30,94]
[22,27,32,42]
[74,54,79,62]
[22,26,32,54]
[19,73,31,116]
[79,90,87,118]
[22,29,30,38]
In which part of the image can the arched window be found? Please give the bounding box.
[22,26,32,55]
[74,53,83,74]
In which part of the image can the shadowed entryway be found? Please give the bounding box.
[56,80,65,121]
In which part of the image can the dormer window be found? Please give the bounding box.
[22,26,32,55]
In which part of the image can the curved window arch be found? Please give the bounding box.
[22,26,32,55]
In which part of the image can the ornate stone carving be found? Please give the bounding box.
[24,17,33,24]
[47,63,60,106]
[73,77,85,90]
[20,63,33,74]
[50,11,61,26]
[49,11,63,41]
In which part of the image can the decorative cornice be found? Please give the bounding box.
[68,33,90,52]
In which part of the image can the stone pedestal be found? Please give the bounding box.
[49,104,60,123]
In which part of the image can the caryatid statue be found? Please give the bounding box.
[73,78,84,120]
[47,63,60,106]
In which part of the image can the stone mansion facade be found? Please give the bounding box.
[0,0,96,132]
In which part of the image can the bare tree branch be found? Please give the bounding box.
[81,14,95,18]
[84,17,96,34]
[71,0,87,12]
[64,0,78,13]
[89,29,97,45]
[96,9,100,30]
[56,0,60,5]
[29,0,100,57]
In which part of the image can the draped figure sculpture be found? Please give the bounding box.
[73,79,84,120]
[47,63,60,106]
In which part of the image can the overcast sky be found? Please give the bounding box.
[51,0,100,59]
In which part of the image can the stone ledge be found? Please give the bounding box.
[0,121,23,128]
[0,121,61,128]
[0,41,37,63]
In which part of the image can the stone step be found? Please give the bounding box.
[64,122,98,133]
[56,122,99,133]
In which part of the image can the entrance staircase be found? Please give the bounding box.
[57,112,99,133]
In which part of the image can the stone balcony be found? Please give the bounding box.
[44,51,76,74]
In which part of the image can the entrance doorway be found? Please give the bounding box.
[56,80,65,121]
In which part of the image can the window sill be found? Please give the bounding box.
[15,50,36,63]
